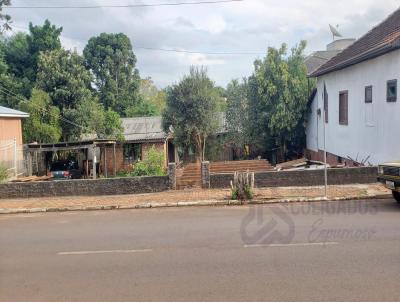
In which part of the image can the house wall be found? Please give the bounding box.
[306,49,400,165]
[141,142,166,162]
[0,117,25,173]
[0,117,23,145]
[102,142,168,175]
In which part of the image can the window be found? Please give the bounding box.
[123,143,142,164]
[323,87,328,123]
[365,86,372,103]
[339,91,348,125]
[387,80,397,102]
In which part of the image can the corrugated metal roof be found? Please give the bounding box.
[122,116,167,142]
[122,113,228,143]
[0,105,29,118]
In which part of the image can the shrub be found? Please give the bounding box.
[131,146,166,177]
[0,165,9,182]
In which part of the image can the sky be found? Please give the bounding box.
[4,0,400,88]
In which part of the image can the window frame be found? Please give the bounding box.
[339,90,349,126]
[323,90,328,123]
[365,85,373,103]
[387,79,397,102]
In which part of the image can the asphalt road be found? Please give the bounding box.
[1,199,400,302]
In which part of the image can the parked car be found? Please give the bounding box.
[378,161,400,202]
[48,160,82,180]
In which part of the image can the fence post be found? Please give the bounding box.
[13,138,17,178]
[201,161,210,189]
[168,163,176,190]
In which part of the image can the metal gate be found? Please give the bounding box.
[0,139,26,180]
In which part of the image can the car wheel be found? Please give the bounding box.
[392,191,400,203]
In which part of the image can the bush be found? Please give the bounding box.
[0,165,9,182]
[131,146,166,177]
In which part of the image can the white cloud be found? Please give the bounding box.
[6,0,400,87]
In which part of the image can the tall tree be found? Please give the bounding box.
[0,42,23,108]
[63,98,123,141]
[27,19,62,80]
[162,67,219,161]
[126,77,166,117]
[225,79,251,151]
[2,32,32,97]
[0,0,11,33]
[83,33,140,115]
[35,49,93,110]
[19,88,62,143]
[249,41,310,161]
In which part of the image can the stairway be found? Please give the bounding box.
[176,163,202,190]
[210,160,273,174]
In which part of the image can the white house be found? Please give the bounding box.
[306,8,400,166]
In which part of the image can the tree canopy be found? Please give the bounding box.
[247,41,310,161]
[162,67,219,161]
[19,88,62,143]
[27,19,63,81]
[83,33,141,116]
[225,79,251,150]
[0,0,11,33]
[36,49,93,110]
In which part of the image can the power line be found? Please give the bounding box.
[11,25,264,56]
[0,84,89,131]
[136,46,264,55]
[5,0,243,9]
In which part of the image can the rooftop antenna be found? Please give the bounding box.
[329,24,342,41]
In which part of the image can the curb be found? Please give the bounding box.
[0,193,392,215]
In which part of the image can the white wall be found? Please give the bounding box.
[306,49,400,164]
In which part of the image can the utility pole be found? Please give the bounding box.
[13,138,17,178]
[323,83,328,198]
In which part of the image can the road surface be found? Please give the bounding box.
[1,199,400,301]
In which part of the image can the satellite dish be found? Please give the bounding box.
[329,24,343,40]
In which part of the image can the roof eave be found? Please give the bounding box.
[0,113,30,118]
[311,42,400,78]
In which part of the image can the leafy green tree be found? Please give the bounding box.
[131,145,166,176]
[0,0,11,33]
[0,44,24,108]
[103,109,124,141]
[162,66,219,161]
[2,32,32,97]
[19,88,62,143]
[125,101,159,117]
[27,20,62,80]
[63,98,123,141]
[83,33,140,115]
[36,49,93,110]
[249,41,310,161]
[214,85,227,112]
[225,79,251,151]
[126,78,167,117]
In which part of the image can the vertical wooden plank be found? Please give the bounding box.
[104,146,108,178]
[92,145,97,180]
[113,144,117,177]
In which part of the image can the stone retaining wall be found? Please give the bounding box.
[0,176,170,199]
[210,167,378,189]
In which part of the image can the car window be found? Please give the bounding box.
[50,162,68,171]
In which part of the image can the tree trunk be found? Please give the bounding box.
[231,171,255,200]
